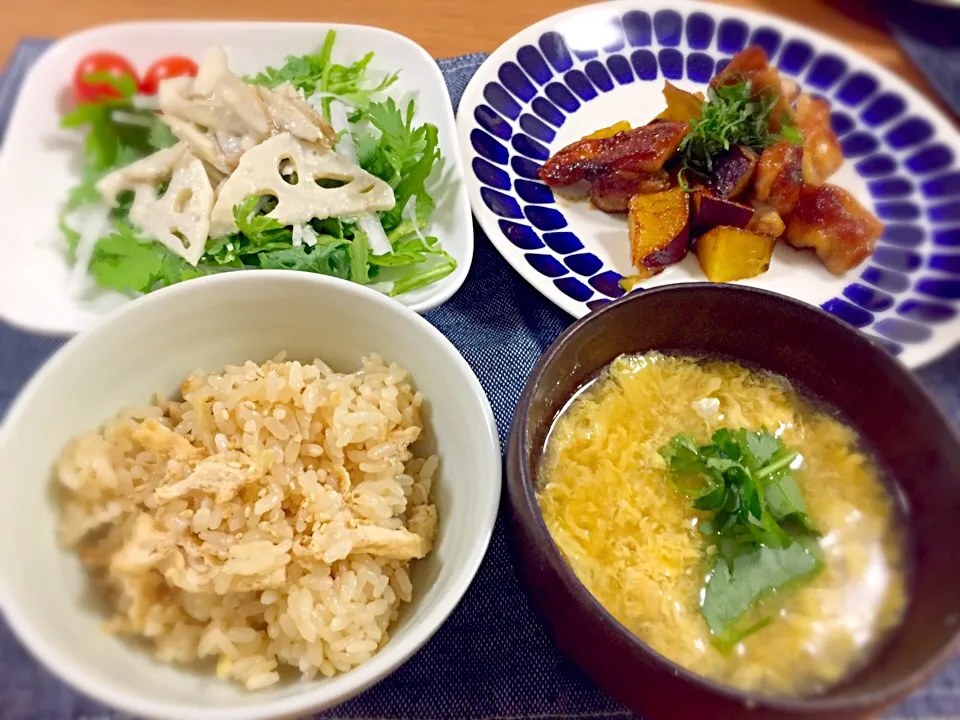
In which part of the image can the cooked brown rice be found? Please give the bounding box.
[55,353,438,690]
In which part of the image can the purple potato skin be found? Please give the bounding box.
[692,192,754,236]
[641,223,690,272]
[706,145,759,199]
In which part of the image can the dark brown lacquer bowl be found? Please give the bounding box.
[507,283,960,720]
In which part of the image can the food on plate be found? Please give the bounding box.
[627,188,689,274]
[538,119,688,186]
[72,51,140,103]
[537,352,907,696]
[785,184,885,274]
[795,94,844,186]
[55,354,438,690]
[747,204,787,238]
[582,120,632,141]
[656,81,703,124]
[591,169,672,213]
[695,226,776,282]
[705,145,758,200]
[59,31,454,298]
[690,190,753,234]
[536,45,882,284]
[754,140,803,215]
[139,56,200,96]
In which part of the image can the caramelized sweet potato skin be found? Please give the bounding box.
[754,140,804,214]
[628,187,690,273]
[785,184,884,274]
[695,226,776,282]
[691,189,753,235]
[795,94,843,185]
[590,170,672,213]
[538,120,689,186]
[707,145,758,199]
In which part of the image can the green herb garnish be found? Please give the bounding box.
[678,81,800,183]
[660,428,823,648]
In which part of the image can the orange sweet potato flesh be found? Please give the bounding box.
[657,81,704,123]
[785,184,884,274]
[582,121,632,141]
[628,187,690,273]
[695,226,776,283]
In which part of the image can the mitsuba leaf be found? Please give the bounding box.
[701,542,822,637]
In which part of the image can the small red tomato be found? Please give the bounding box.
[139,56,199,95]
[73,51,139,103]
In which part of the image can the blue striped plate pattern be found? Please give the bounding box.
[456,0,960,368]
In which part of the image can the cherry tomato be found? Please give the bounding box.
[73,51,139,103]
[139,56,199,95]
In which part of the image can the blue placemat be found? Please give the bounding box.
[883,0,960,117]
[1,39,959,720]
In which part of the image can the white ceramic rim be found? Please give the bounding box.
[0,270,501,720]
[0,19,473,331]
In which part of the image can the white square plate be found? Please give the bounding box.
[0,22,473,334]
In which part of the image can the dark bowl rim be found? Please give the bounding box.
[508,281,960,713]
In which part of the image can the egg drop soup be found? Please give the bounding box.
[537,353,908,697]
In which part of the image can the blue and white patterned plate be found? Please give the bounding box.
[456,0,960,368]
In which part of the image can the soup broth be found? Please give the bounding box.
[537,353,908,697]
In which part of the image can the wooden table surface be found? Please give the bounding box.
[0,0,944,107]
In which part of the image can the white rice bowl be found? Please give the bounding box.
[0,271,500,720]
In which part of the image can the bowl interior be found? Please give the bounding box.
[0,21,472,333]
[513,283,960,712]
[0,272,500,719]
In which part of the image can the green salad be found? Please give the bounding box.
[59,31,455,296]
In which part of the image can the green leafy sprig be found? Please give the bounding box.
[660,427,823,649]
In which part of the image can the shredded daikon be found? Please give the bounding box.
[402,196,430,251]
[327,100,392,255]
[67,203,111,297]
[291,223,318,248]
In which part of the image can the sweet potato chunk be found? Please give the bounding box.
[795,94,843,185]
[754,140,804,215]
[538,120,689,186]
[785,184,884,274]
[657,81,704,123]
[695,226,776,283]
[707,145,758,199]
[582,121,632,141]
[692,190,753,235]
[590,169,672,213]
[628,187,690,273]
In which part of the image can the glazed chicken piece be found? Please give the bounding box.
[590,169,672,212]
[538,120,689,187]
[794,93,844,185]
[711,46,796,129]
[747,203,787,238]
[785,184,884,274]
[754,140,804,215]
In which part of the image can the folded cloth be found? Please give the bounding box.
[0,39,958,720]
